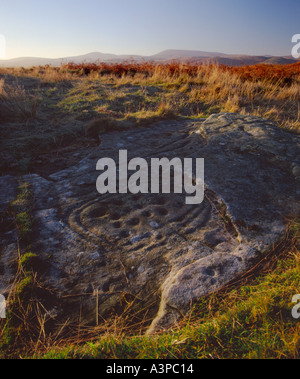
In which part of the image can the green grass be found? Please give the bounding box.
[9,183,33,245]
[20,253,38,272]
[0,183,40,358]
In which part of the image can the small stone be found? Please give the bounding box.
[130,235,142,244]
[292,165,300,178]
[89,252,100,261]
[150,221,160,229]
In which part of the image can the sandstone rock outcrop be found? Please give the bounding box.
[0,113,299,333]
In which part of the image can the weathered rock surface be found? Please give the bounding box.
[0,113,299,333]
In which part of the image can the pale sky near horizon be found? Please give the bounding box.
[0,0,299,59]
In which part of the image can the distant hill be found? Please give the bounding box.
[0,52,144,68]
[149,50,299,66]
[148,49,228,60]
[262,56,298,65]
[0,49,298,68]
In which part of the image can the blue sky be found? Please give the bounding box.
[1,0,299,59]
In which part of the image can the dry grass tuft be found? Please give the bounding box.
[0,78,38,122]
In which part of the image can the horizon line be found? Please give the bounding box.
[0,49,295,61]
